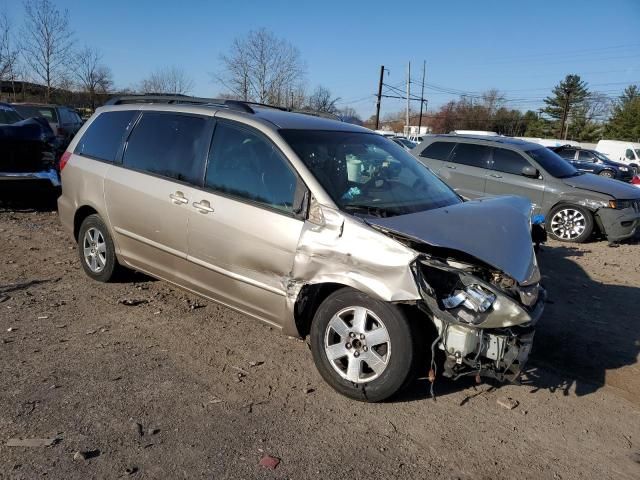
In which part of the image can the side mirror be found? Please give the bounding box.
[522,165,539,178]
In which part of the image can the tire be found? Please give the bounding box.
[77,214,119,282]
[546,204,594,243]
[598,170,615,178]
[310,288,415,402]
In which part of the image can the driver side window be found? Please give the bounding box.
[626,149,634,160]
[491,148,532,176]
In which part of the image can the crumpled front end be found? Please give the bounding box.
[413,253,545,383]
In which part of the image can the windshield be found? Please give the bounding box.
[280,129,462,217]
[592,150,611,162]
[394,138,417,149]
[527,147,580,178]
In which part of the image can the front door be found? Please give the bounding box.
[484,147,545,214]
[185,121,305,326]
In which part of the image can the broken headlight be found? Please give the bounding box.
[442,284,496,323]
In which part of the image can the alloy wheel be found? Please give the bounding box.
[83,227,107,273]
[550,208,587,240]
[324,306,391,383]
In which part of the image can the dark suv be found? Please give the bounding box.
[12,103,83,147]
[551,146,634,182]
[414,135,640,243]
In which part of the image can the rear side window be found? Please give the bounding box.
[557,148,576,159]
[123,112,209,184]
[449,143,491,168]
[205,122,297,213]
[13,105,58,122]
[491,148,532,175]
[420,141,455,160]
[76,110,138,162]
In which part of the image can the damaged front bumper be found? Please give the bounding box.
[0,168,60,187]
[596,205,640,242]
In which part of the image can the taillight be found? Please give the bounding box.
[59,151,71,171]
[631,175,640,185]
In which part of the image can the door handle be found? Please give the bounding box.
[193,200,214,214]
[169,191,188,204]
[490,173,502,178]
[445,165,457,169]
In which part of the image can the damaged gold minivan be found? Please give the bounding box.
[58,96,545,402]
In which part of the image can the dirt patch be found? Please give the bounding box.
[1,203,639,479]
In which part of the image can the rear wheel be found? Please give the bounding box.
[598,170,615,178]
[547,204,593,243]
[310,288,415,402]
[77,214,119,282]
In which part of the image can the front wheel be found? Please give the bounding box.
[310,288,415,402]
[547,204,594,243]
[598,170,615,178]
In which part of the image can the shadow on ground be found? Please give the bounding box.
[0,182,59,212]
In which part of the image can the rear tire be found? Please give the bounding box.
[77,214,119,282]
[546,204,594,243]
[310,288,415,402]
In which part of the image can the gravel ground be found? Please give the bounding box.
[1,188,639,479]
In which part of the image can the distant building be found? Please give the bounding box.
[403,125,432,137]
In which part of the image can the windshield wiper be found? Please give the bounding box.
[343,204,389,218]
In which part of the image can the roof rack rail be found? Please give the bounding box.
[103,95,344,122]
[104,94,256,113]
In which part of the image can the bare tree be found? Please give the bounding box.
[0,11,19,85]
[20,0,74,102]
[307,85,340,114]
[216,28,306,105]
[73,46,113,108]
[140,66,194,95]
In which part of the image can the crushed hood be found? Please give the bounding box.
[366,196,537,284]
[562,173,640,199]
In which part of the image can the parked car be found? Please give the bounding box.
[414,135,640,243]
[596,139,640,173]
[391,136,417,151]
[12,103,83,147]
[57,95,545,402]
[0,103,60,187]
[550,145,634,182]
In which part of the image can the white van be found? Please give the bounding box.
[596,140,640,171]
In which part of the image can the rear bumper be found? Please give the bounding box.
[0,169,60,187]
[597,207,640,242]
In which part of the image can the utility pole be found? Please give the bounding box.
[418,60,426,135]
[406,62,411,135]
[374,65,385,130]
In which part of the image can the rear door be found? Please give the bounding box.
[104,111,213,283]
[484,146,545,213]
[439,142,491,199]
[185,121,305,326]
[416,140,455,174]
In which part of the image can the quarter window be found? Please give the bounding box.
[491,148,532,175]
[76,110,139,162]
[123,112,209,184]
[205,123,297,213]
[420,141,455,160]
[449,143,491,168]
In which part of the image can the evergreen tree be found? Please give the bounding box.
[542,74,589,139]
[604,85,640,141]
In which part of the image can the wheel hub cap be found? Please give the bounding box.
[324,306,391,384]
[83,227,107,273]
